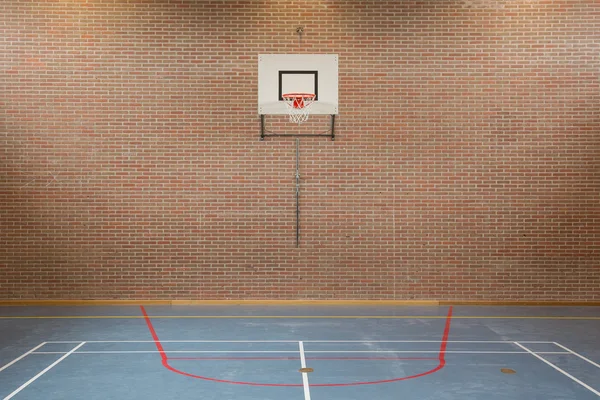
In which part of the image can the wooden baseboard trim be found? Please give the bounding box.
[439,300,600,306]
[0,299,440,306]
[0,300,169,306]
[169,300,441,306]
[0,299,599,306]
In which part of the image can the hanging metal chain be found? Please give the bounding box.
[296,138,300,248]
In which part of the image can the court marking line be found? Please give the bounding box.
[29,350,572,355]
[2,342,86,400]
[0,343,47,373]
[42,340,556,344]
[139,305,455,387]
[141,305,300,387]
[140,305,167,364]
[1,315,599,320]
[514,342,600,397]
[298,342,311,400]
[167,356,440,361]
[553,342,600,370]
[439,306,452,364]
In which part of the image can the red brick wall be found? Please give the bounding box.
[1,0,598,301]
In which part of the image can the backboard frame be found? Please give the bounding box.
[258,54,338,140]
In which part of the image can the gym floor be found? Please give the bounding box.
[1,305,599,399]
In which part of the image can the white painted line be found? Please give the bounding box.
[514,342,600,397]
[0,343,47,373]
[29,350,568,355]
[553,343,600,370]
[37,350,301,354]
[308,351,532,354]
[515,341,557,344]
[45,340,555,344]
[3,342,86,400]
[298,342,311,400]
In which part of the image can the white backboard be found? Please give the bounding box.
[258,54,338,115]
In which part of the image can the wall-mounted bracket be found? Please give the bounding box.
[260,114,336,141]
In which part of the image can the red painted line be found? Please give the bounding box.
[140,306,168,363]
[439,305,453,363]
[168,356,439,361]
[140,305,453,387]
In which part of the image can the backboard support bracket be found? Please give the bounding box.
[260,114,335,141]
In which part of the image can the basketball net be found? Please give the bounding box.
[282,93,316,124]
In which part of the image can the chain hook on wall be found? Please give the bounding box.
[296,26,304,44]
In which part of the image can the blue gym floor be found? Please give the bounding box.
[1,305,599,399]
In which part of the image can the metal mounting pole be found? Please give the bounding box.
[330,114,336,141]
[295,138,300,248]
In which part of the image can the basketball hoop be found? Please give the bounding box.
[282,93,316,124]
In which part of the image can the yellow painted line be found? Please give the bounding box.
[0,315,599,320]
